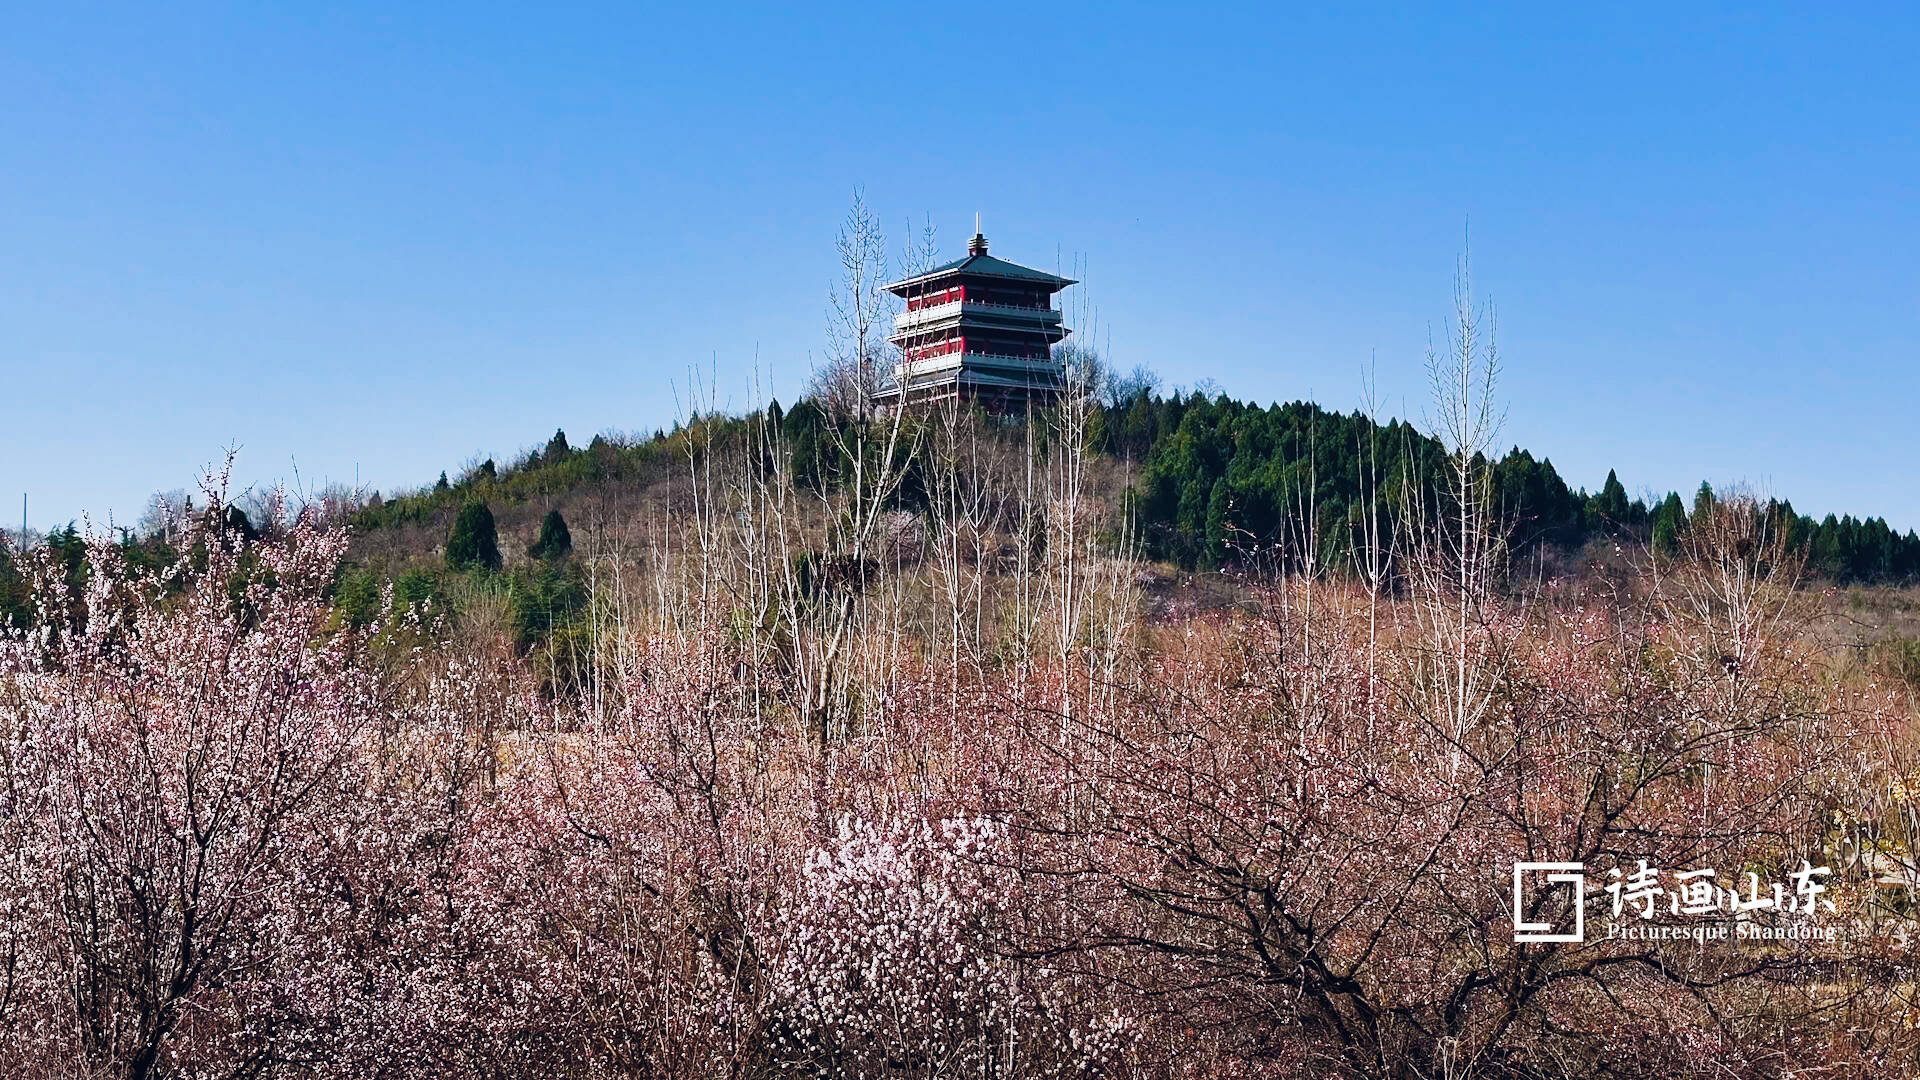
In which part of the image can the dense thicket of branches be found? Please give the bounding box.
[10,198,1917,1076]
[4,452,1918,1078]
[5,388,1915,667]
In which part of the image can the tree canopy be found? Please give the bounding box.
[445,501,502,572]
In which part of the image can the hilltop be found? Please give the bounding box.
[345,387,1920,579]
[298,385,1920,680]
[8,384,1916,666]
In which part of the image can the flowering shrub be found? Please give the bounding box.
[993,584,1919,1077]
[770,815,1127,1078]
[2,483,1915,1078]
[0,487,379,1078]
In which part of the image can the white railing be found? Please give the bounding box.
[896,351,1064,377]
[895,299,1062,329]
[962,351,1062,368]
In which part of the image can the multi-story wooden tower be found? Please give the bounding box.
[872,219,1075,410]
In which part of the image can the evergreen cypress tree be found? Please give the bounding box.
[434,471,450,493]
[1198,476,1228,568]
[1595,469,1630,522]
[529,508,573,561]
[446,501,502,572]
[1652,493,1687,555]
[544,429,570,462]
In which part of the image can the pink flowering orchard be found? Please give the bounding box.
[12,7,1920,1076]
[0,492,381,1076]
[3,442,1918,1080]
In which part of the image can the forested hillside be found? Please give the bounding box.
[1097,389,1920,578]
[5,386,1916,644]
[343,387,1920,581]
[10,381,1920,1078]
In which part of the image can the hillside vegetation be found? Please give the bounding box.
[350,389,1920,578]
[273,384,1920,679]
[6,372,1920,1077]
[6,383,1915,688]
[6,213,1920,1075]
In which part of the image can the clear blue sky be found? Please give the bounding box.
[3,4,1916,532]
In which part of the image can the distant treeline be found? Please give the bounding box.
[0,510,257,632]
[6,388,1916,634]
[1097,389,1920,580]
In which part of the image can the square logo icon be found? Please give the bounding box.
[1513,861,1586,943]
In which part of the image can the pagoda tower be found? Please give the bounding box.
[872,219,1075,410]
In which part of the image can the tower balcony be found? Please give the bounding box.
[890,349,1066,383]
[893,298,1063,333]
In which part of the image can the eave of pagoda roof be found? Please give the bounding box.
[884,252,1077,295]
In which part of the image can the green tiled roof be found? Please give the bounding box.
[885,253,1077,293]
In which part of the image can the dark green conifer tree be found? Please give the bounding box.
[529,508,573,561]
[1594,469,1630,523]
[446,501,502,572]
[1652,493,1687,555]
[1204,477,1231,567]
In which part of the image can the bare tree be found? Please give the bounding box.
[1399,237,1510,754]
[810,190,895,421]
[1351,358,1397,732]
[925,399,998,709]
[1100,361,1160,411]
[137,489,193,544]
[900,212,939,279]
